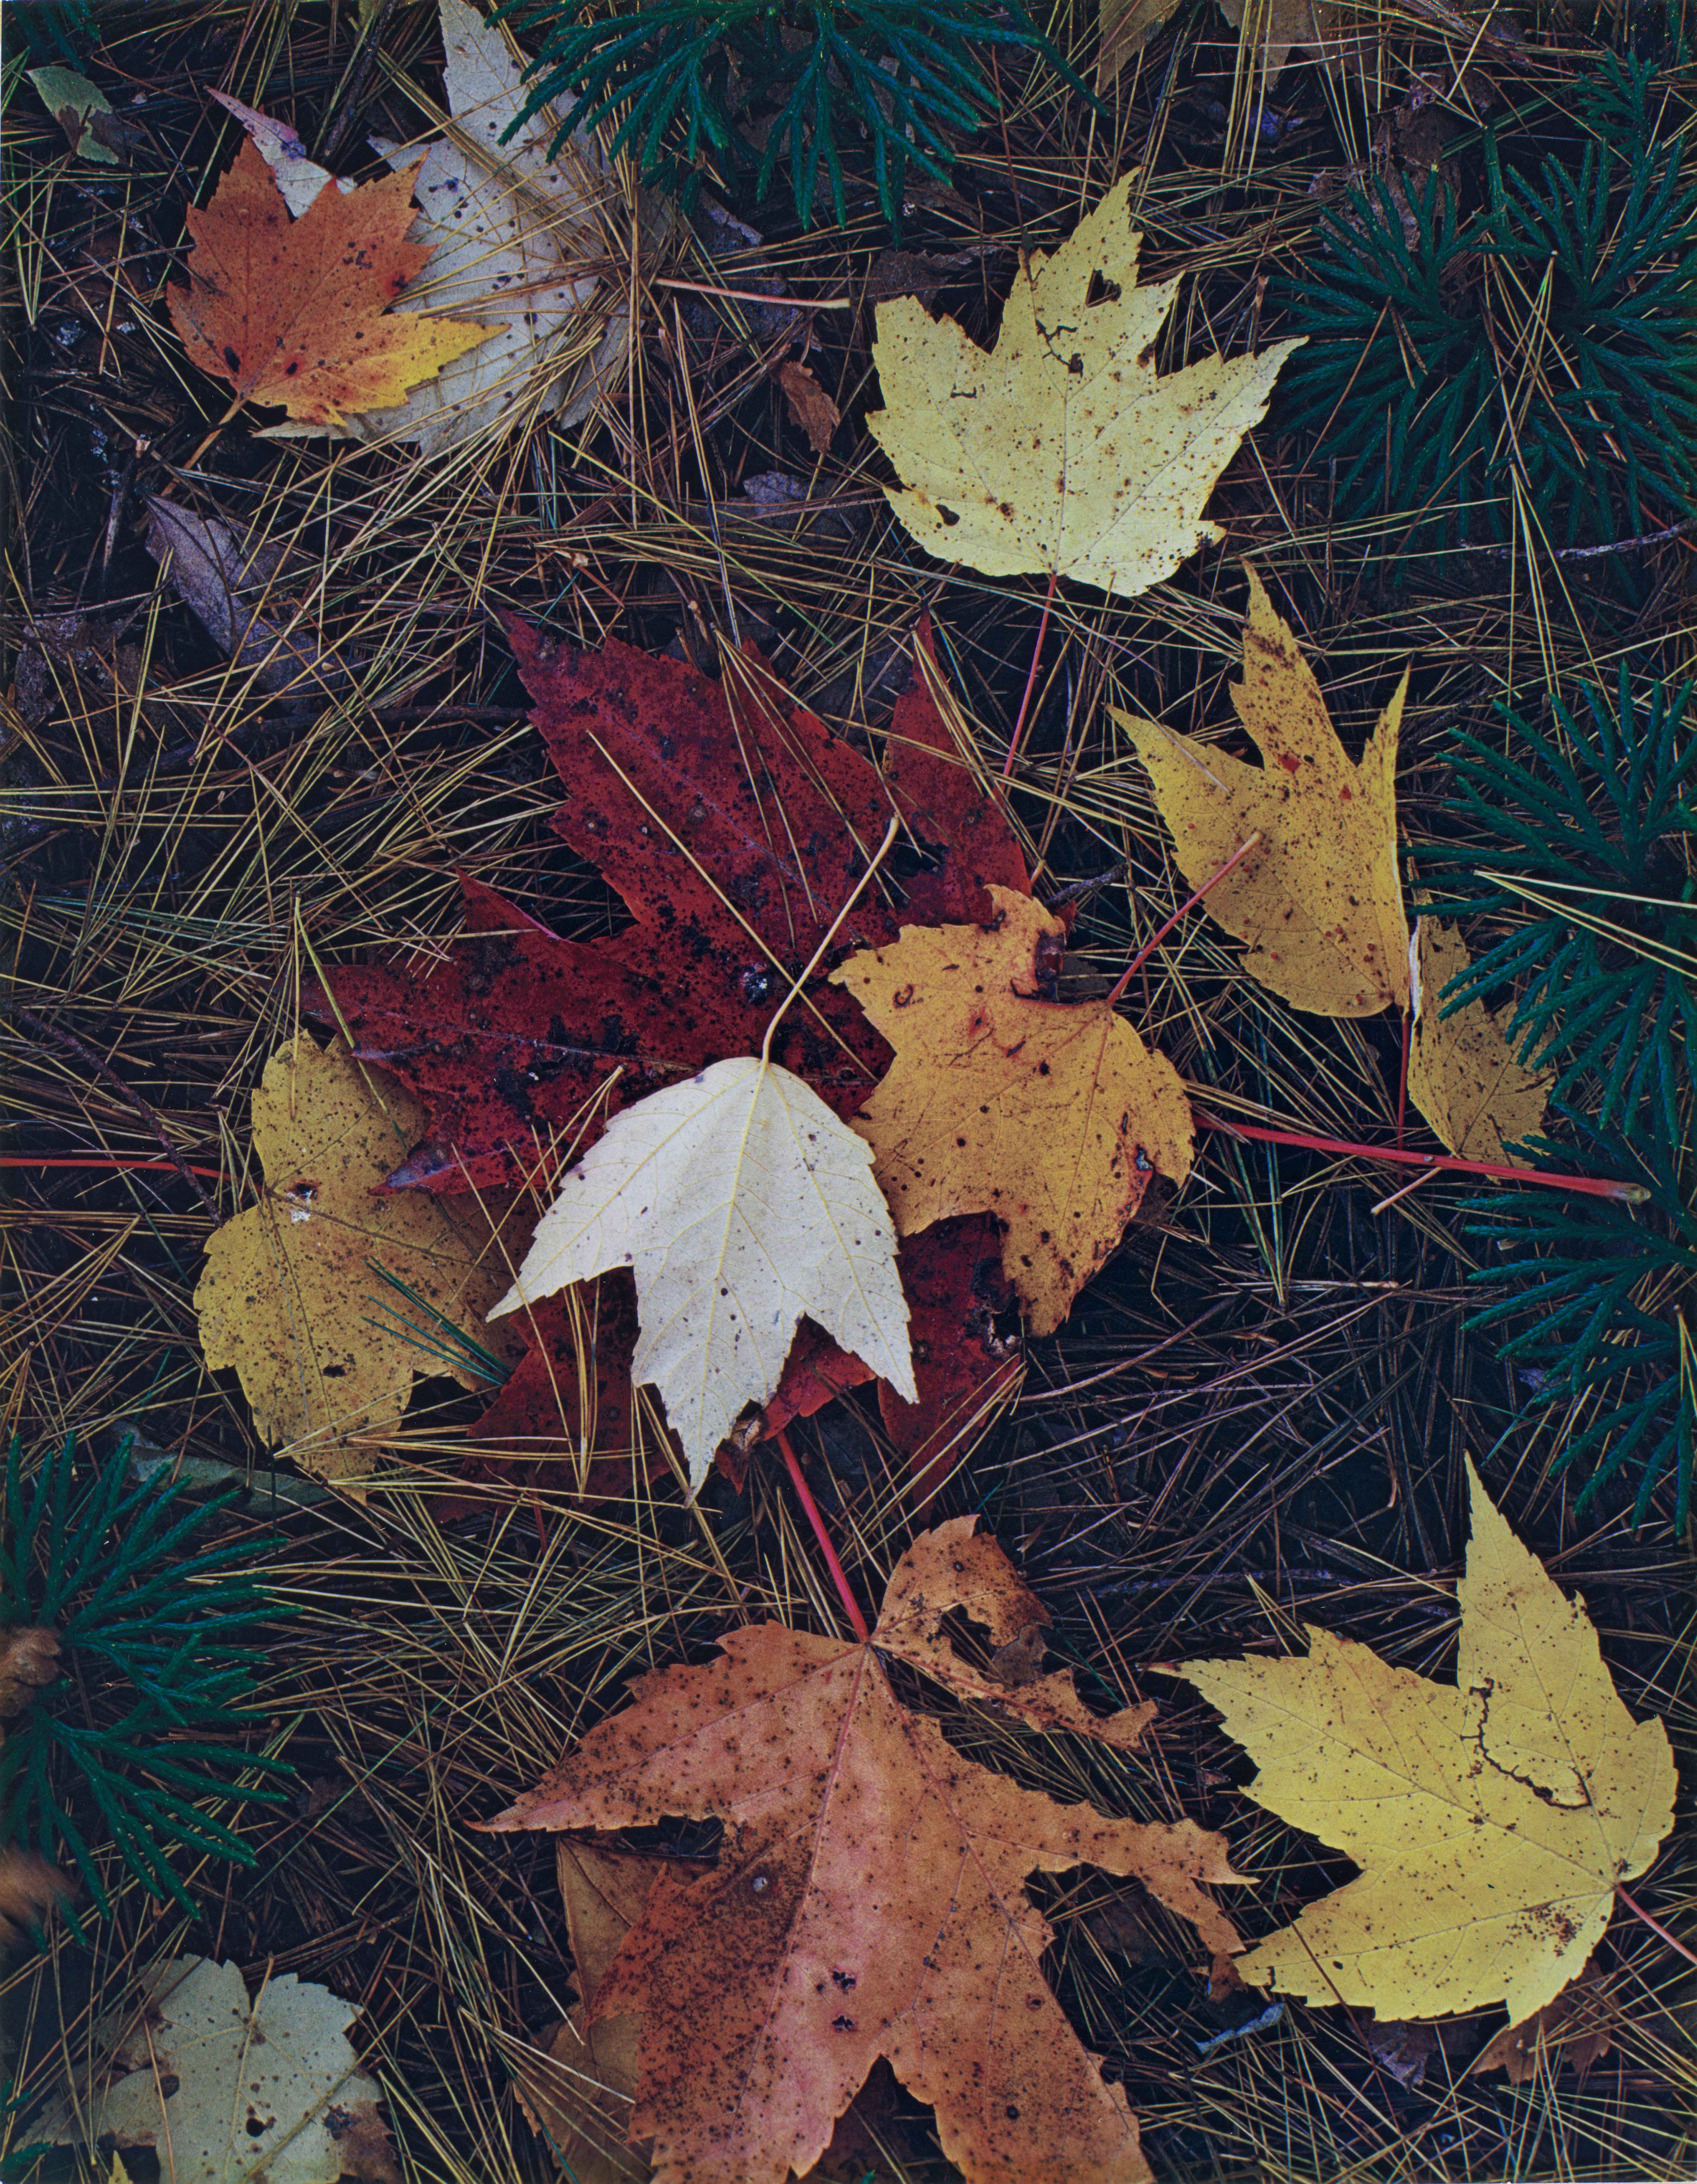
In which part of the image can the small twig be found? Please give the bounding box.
[1465,516,1697,562]
[1001,568,1060,779]
[1106,834,1262,1008]
[774,1429,870,1644]
[1195,1110,1649,1203]
[16,1011,219,1215]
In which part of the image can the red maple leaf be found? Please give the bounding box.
[311,622,1030,1494]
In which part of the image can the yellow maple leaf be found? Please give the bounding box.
[1173,1456,1676,2025]
[167,140,494,424]
[1114,567,1410,1016]
[830,888,1194,1335]
[1408,915,1552,1161]
[193,1035,521,1488]
[866,174,1302,600]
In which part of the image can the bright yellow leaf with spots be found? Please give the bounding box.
[194,1035,521,1488]
[830,888,1194,1335]
[1115,567,1410,1016]
[1173,1456,1676,2025]
[867,175,1302,601]
[1408,915,1552,1161]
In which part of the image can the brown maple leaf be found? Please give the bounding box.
[485,1519,1239,2184]
[168,141,492,424]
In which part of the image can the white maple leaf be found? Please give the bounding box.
[490,1056,916,1492]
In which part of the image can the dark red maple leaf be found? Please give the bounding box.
[312,622,1030,1497]
[881,1216,1024,1506]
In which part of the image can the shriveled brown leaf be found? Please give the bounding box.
[1473,1969,1617,2087]
[0,1848,71,1945]
[0,1624,62,1716]
[778,360,841,458]
[486,1520,1239,2184]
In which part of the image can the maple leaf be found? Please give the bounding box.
[1407,914,1551,1161]
[1173,1457,1676,2025]
[1114,566,1410,1017]
[831,888,1194,1334]
[484,1520,1242,2184]
[166,140,493,425]
[867,173,1302,600]
[225,0,660,453]
[880,1216,1023,1504]
[39,1955,400,2184]
[489,1055,916,1491]
[193,1035,523,1488]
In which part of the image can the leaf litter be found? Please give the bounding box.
[7,8,1691,2183]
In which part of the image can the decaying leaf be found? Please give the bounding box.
[0,1624,62,1717]
[0,1848,71,1945]
[832,888,1194,1334]
[28,65,121,163]
[868,174,1301,599]
[778,360,841,457]
[1407,915,1550,1161]
[1115,567,1410,1017]
[1093,0,1181,88]
[240,0,650,452]
[1216,0,1339,88]
[40,1955,401,2184]
[1472,1967,1617,2086]
[167,141,493,424]
[486,1520,1241,2184]
[1173,1457,1676,2024]
[193,1035,523,1488]
[144,498,342,696]
[490,1055,915,1492]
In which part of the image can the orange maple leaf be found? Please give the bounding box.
[486,1519,1241,2184]
[167,140,494,425]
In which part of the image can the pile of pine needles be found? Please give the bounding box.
[3,1,1694,2178]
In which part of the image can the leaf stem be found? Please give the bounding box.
[760,814,900,1065]
[0,1156,225,1180]
[1193,1112,1649,1203]
[1001,567,1059,779]
[1615,1884,1697,1969]
[1105,833,1263,1009]
[774,1428,870,1643]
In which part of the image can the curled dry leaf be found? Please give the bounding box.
[193,1035,523,1489]
[485,1520,1241,2184]
[1472,1967,1617,2086]
[1173,1457,1676,2024]
[0,1624,63,1716]
[166,141,492,424]
[0,1847,71,1946]
[490,1055,915,1492]
[778,359,841,458]
[1115,567,1410,1017]
[1408,915,1551,1160]
[868,174,1301,599]
[832,888,1194,1334]
[40,1955,401,2184]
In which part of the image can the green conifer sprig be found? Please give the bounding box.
[0,1434,291,1917]
[1414,668,1697,1525]
[1426,670,1697,1143]
[1277,55,1697,570]
[492,0,1087,228]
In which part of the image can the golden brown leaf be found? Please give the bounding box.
[486,1521,1241,2184]
[1114,567,1409,1017]
[1407,916,1551,1160]
[830,889,1193,1334]
[1473,1968,1616,2086]
[193,1035,524,1489]
[167,141,493,423]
